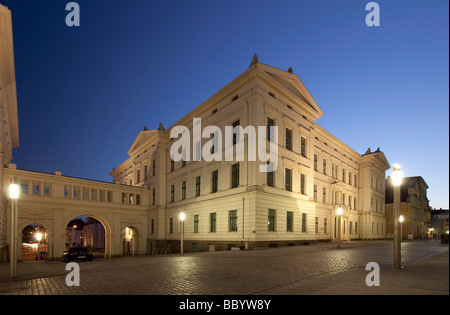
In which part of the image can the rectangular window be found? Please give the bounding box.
[268,209,276,232]
[286,128,292,151]
[285,168,292,191]
[170,185,175,203]
[82,188,88,200]
[195,176,201,197]
[350,221,353,234]
[348,196,352,209]
[210,213,216,232]
[44,183,51,197]
[267,118,274,142]
[107,191,113,202]
[128,193,134,205]
[171,159,175,172]
[354,198,357,210]
[354,175,357,187]
[349,172,352,185]
[152,160,156,176]
[99,190,105,202]
[32,182,40,195]
[169,218,173,234]
[136,194,140,205]
[323,159,327,175]
[301,137,306,157]
[182,149,186,167]
[232,120,240,145]
[21,182,29,194]
[355,222,358,234]
[300,174,306,195]
[231,163,239,188]
[72,186,79,200]
[64,185,71,199]
[151,219,154,234]
[323,188,327,203]
[267,162,274,187]
[152,188,156,205]
[287,211,293,232]
[211,170,218,193]
[137,170,140,183]
[229,210,238,232]
[314,154,318,171]
[91,189,97,201]
[144,165,148,180]
[122,193,127,204]
[342,169,346,183]
[315,217,319,233]
[194,215,199,233]
[182,181,186,200]
[302,213,307,232]
[314,185,317,201]
[324,218,328,234]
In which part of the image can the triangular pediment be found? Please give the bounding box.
[254,63,324,119]
[127,129,158,156]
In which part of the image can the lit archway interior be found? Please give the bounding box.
[66,216,106,258]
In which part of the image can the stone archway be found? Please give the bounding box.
[62,213,112,259]
[17,221,52,262]
[122,226,139,256]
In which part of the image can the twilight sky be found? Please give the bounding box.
[2,0,448,209]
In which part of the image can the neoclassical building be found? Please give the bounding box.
[111,56,390,252]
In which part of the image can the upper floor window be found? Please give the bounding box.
[301,137,306,157]
[286,128,292,151]
[232,120,240,145]
[231,163,240,188]
[211,170,218,193]
[267,118,275,142]
[285,168,292,192]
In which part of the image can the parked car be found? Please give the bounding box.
[62,247,94,262]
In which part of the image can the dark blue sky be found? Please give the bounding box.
[2,0,448,208]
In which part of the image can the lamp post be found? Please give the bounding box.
[9,183,19,278]
[392,164,402,269]
[399,215,404,241]
[179,212,185,255]
[337,207,343,249]
[36,232,42,261]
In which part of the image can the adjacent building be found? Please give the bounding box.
[430,208,449,237]
[0,3,20,262]
[385,176,431,239]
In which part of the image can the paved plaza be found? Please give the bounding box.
[0,239,448,295]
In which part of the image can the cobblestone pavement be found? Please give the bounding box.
[0,239,448,295]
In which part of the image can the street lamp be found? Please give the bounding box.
[36,232,42,261]
[179,212,185,255]
[392,164,402,269]
[337,207,343,249]
[9,183,19,278]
